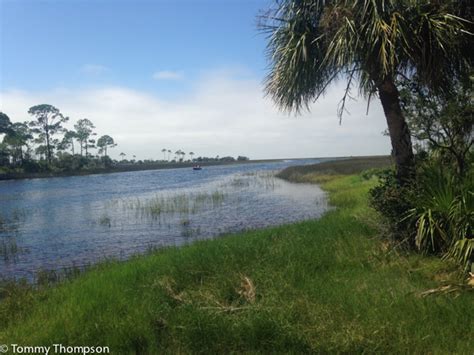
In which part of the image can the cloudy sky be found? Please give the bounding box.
[0,0,390,160]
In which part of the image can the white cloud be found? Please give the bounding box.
[80,64,109,75]
[0,70,391,160]
[152,70,184,80]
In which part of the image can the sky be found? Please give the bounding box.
[0,0,391,160]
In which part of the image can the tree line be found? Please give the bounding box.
[0,104,118,173]
[0,105,250,175]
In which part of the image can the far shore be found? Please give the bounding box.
[0,159,275,181]
[0,155,377,181]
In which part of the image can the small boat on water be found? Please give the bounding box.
[193,165,202,171]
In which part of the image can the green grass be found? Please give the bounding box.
[277,155,393,181]
[1,174,472,353]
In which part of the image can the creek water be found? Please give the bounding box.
[0,159,329,280]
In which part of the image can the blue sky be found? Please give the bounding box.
[0,0,390,160]
[2,0,269,94]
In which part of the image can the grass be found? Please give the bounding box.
[277,155,392,182]
[0,165,473,353]
[124,191,226,219]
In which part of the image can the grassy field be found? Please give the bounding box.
[1,163,472,353]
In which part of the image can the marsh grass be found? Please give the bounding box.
[238,171,278,190]
[0,173,472,353]
[0,213,28,261]
[99,173,279,228]
[112,190,226,221]
[223,171,279,191]
[0,238,25,261]
[98,214,112,227]
[277,155,392,181]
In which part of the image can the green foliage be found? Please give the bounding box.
[96,135,116,157]
[0,112,12,134]
[261,0,472,182]
[28,104,68,163]
[261,0,471,112]
[74,118,96,156]
[370,163,473,270]
[369,169,416,246]
[400,80,473,175]
[2,122,33,165]
[0,108,120,176]
[406,166,473,270]
[58,129,77,154]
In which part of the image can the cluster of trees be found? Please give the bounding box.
[157,148,250,164]
[0,104,117,173]
[117,151,250,165]
[0,107,251,174]
[160,148,195,163]
[262,0,473,269]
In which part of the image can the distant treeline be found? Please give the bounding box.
[0,105,249,175]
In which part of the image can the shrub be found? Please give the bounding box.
[406,167,473,270]
[369,169,416,247]
[370,164,473,271]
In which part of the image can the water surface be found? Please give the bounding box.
[0,159,328,280]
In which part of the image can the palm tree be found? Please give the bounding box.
[119,152,126,161]
[261,0,471,183]
[161,148,167,161]
[189,152,195,161]
[167,149,172,161]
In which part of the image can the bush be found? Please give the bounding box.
[360,167,386,180]
[406,167,473,270]
[369,169,416,247]
[370,164,473,271]
[55,154,88,171]
[22,159,49,173]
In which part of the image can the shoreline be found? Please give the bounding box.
[0,159,279,181]
[0,155,387,181]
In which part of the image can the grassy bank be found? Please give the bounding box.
[277,155,392,182]
[1,171,472,353]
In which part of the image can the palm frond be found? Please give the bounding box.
[261,0,472,112]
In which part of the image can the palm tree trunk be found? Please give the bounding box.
[377,78,415,184]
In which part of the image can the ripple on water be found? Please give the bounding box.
[0,160,328,280]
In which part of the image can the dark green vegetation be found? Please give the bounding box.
[0,107,118,177]
[1,166,472,353]
[261,0,472,183]
[0,108,250,180]
[369,81,473,271]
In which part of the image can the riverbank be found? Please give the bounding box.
[0,155,383,181]
[1,164,472,352]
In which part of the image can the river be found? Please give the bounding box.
[0,159,329,280]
